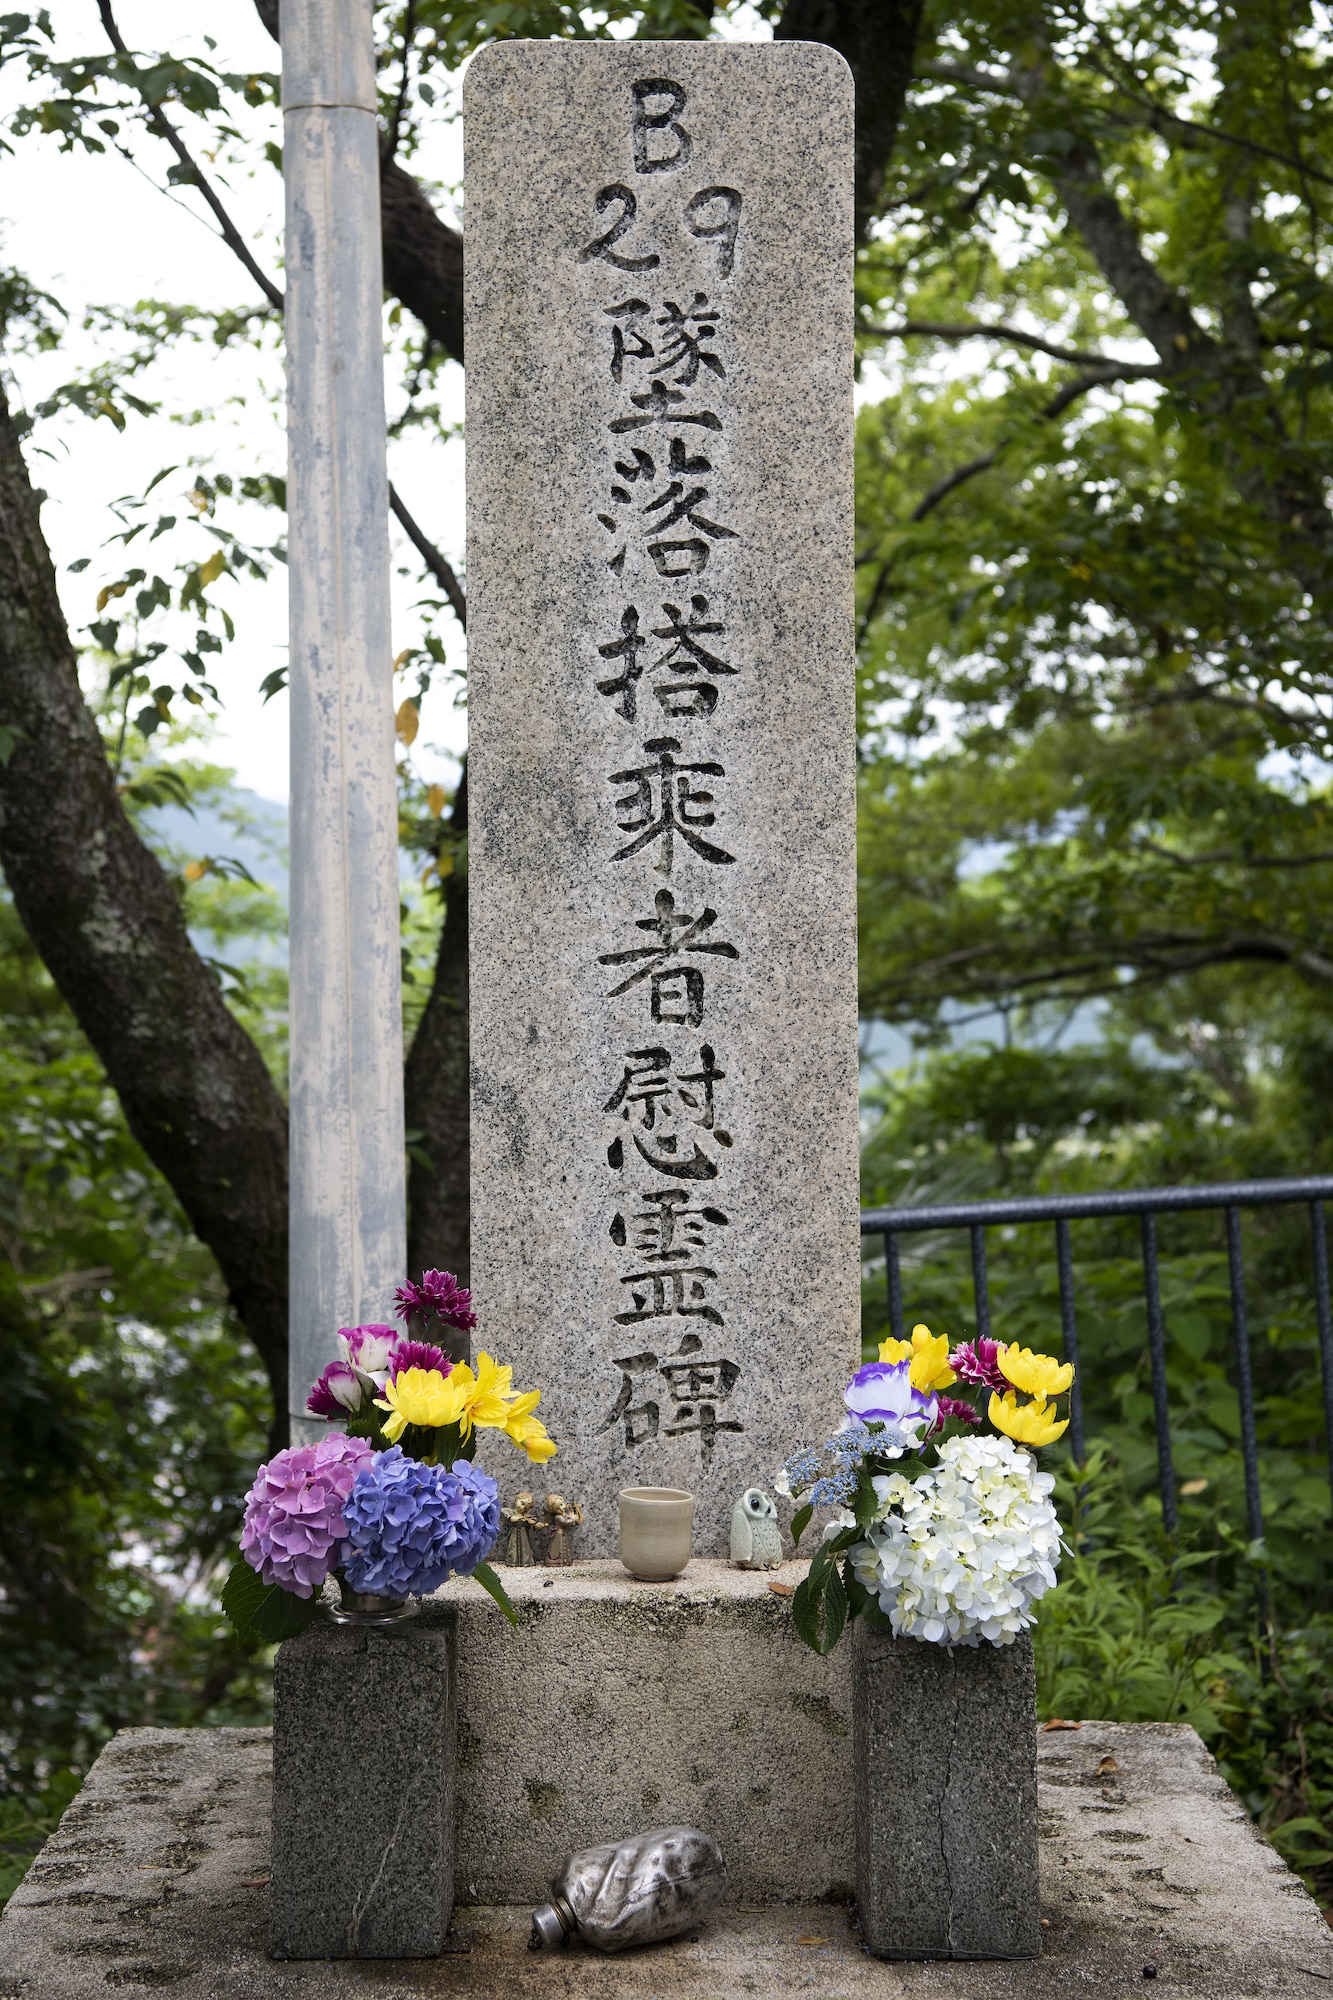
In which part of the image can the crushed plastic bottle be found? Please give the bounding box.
[529,1825,728,1953]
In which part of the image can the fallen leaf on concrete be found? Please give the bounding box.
[795,1935,831,1946]
[768,1582,795,1598]
[240,1877,270,1888]
[1042,1718,1081,1731]
[1097,1756,1119,1775]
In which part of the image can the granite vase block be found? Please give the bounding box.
[851,1620,1040,1961]
[269,1606,456,1959]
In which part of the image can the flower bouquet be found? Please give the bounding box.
[222,1270,553,1644]
[779,1324,1074,1654]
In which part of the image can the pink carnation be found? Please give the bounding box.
[949,1338,1008,1392]
[239,1434,373,1598]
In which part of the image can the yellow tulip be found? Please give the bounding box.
[879,1322,956,1391]
[988,1389,1069,1447]
[376,1365,473,1442]
[997,1344,1075,1400]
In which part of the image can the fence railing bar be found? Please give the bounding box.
[1055,1217,1085,1468]
[1141,1211,1178,1537]
[885,1230,904,1346]
[1311,1201,1333,1514]
[1225,1205,1265,1549]
[861,1175,1333,1236]
[970,1224,991,1343]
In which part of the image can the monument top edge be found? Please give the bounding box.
[463,36,854,92]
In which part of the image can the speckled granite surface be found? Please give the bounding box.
[3,1719,1331,1996]
[463,42,860,1555]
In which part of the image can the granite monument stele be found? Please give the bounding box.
[466,39,860,1556]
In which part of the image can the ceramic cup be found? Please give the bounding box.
[618,1487,694,1581]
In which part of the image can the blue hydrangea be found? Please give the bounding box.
[342,1446,501,1597]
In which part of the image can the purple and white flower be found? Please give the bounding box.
[843,1359,939,1451]
[336,1323,399,1386]
[306,1358,364,1417]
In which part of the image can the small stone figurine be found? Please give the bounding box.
[543,1493,583,1567]
[500,1491,542,1567]
[730,1487,784,1569]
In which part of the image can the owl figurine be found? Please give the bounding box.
[730,1487,784,1569]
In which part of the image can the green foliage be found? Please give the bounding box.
[0,890,274,1876]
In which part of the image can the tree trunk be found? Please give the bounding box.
[0,381,291,1442]
[404,772,471,1349]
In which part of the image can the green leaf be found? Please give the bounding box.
[220,1557,319,1645]
[471,1560,517,1626]
[790,1502,813,1550]
[0,722,25,767]
[821,1556,849,1652]
[790,1570,825,1653]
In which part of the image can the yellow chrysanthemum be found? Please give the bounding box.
[988,1389,1069,1448]
[879,1322,957,1392]
[997,1345,1075,1400]
[466,1351,518,1430]
[376,1366,472,1442]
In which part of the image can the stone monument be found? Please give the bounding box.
[465,41,859,1553]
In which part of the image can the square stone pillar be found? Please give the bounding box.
[852,1622,1041,1960]
[270,1607,457,1958]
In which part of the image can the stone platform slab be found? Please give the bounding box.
[3,1719,1332,1997]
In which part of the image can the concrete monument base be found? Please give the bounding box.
[436,1557,853,1904]
[4,1714,1331,1997]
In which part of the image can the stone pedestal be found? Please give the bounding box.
[439,1559,851,1903]
[269,1605,457,1958]
[852,1620,1041,1960]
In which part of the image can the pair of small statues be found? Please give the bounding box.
[501,1491,584,1568]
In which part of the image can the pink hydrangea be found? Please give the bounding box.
[239,1434,373,1597]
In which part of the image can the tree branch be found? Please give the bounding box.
[98,1,284,314]
[0,380,291,1442]
[867,317,1161,374]
[389,484,466,630]
[1138,840,1333,871]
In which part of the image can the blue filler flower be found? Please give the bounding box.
[342,1445,501,1597]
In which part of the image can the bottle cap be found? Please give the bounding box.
[529,1900,573,1950]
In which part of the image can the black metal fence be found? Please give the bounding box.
[860,1176,1333,1541]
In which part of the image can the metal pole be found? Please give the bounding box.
[1141,1212,1177,1537]
[282,0,405,1439]
[1311,1201,1333,1515]
[1054,1217,1085,1467]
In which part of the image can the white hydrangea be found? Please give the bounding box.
[848,1433,1063,1648]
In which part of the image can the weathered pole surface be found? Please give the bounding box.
[282,0,405,1437]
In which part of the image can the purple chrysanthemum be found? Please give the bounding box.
[935,1394,983,1427]
[306,1358,364,1417]
[393,1268,477,1333]
[950,1338,1009,1392]
[239,1434,372,1597]
[388,1337,452,1380]
[342,1446,500,1597]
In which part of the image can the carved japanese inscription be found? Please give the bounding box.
[466,42,858,1554]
